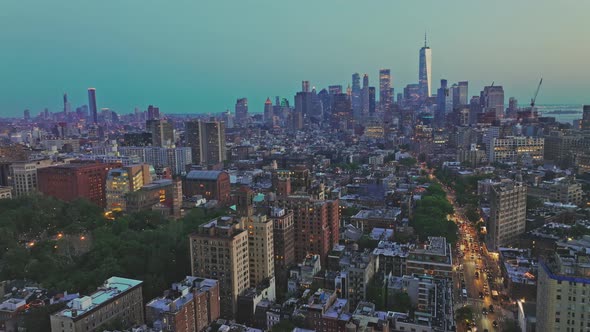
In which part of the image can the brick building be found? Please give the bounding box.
[145,277,220,332]
[276,195,340,265]
[38,161,120,207]
[183,170,231,204]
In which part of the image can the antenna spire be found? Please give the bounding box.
[424,32,427,47]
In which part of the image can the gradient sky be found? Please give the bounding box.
[0,0,588,117]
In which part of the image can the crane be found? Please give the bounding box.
[530,78,543,108]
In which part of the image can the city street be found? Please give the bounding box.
[433,175,513,332]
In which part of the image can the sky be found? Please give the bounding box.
[0,0,589,117]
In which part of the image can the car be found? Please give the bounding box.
[474,272,479,279]
[484,329,489,332]
[493,320,498,328]
[482,308,488,315]
[489,304,494,313]
[479,291,484,299]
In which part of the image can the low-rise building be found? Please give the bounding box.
[145,277,220,332]
[406,237,453,279]
[50,277,143,332]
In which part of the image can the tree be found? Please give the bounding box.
[399,157,417,167]
[366,278,386,310]
[390,291,412,313]
[455,306,474,325]
[271,320,296,332]
[465,205,480,223]
[526,196,544,210]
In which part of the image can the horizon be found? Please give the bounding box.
[1,0,589,116]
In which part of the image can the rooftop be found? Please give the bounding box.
[54,277,142,319]
[186,170,224,181]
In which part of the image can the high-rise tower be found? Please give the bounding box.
[361,74,369,116]
[379,69,392,113]
[351,73,362,119]
[235,98,248,123]
[419,34,432,98]
[88,88,98,124]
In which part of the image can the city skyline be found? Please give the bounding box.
[0,0,589,116]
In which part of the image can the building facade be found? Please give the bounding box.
[189,217,250,319]
[487,180,527,250]
[50,277,143,332]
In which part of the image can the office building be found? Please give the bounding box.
[481,85,505,119]
[368,87,376,115]
[145,277,220,332]
[88,88,98,124]
[146,119,174,147]
[147,105,160,120]
[379,69,392,113]
[105,164,152,212]
[50,277,143,332]
[235,98,248,123]
[119,146,192,175]
[419,35,432,98]
[9,159,55,197]
[38,162,120,208]
[189,216,250,319]
[183,170,231,204]
[536,236,590,332]
[544,131,590,170]
[351,73,362,118]
[487,180,527,250]
[361,74,369,116]
[270,207,295,270]
[264,98,273,125]
[124,178,182,218]
[330,93,352,130]
[489,136,544,164]
[527,177,584,206]
[185,119,226,166]
[454,81,468,106]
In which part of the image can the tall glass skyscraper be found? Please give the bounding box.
[419,35,432,98]
[351,73,362,118]
[88,88,98,124]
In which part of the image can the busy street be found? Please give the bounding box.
[440,180,514,332]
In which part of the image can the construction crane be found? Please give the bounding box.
[530,78,543,108]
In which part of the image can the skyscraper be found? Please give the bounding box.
[368,87,376,115]
[63,93,71,115]
[302,80,310,93]
[453,81,468,107]
[351,73,362,119]
[185,119,226,166]
[419,34,432,98]
[481,86,505,119]
[235,98,248,123]
[361,74,369,115]
[146,119,174,147]
[379,69,392,113]
[88,88,98,124]
[147,105,160,120]
[264,97,273,125]
[582,105,590,131]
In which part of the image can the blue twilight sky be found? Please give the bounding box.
[0,0,589,117]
